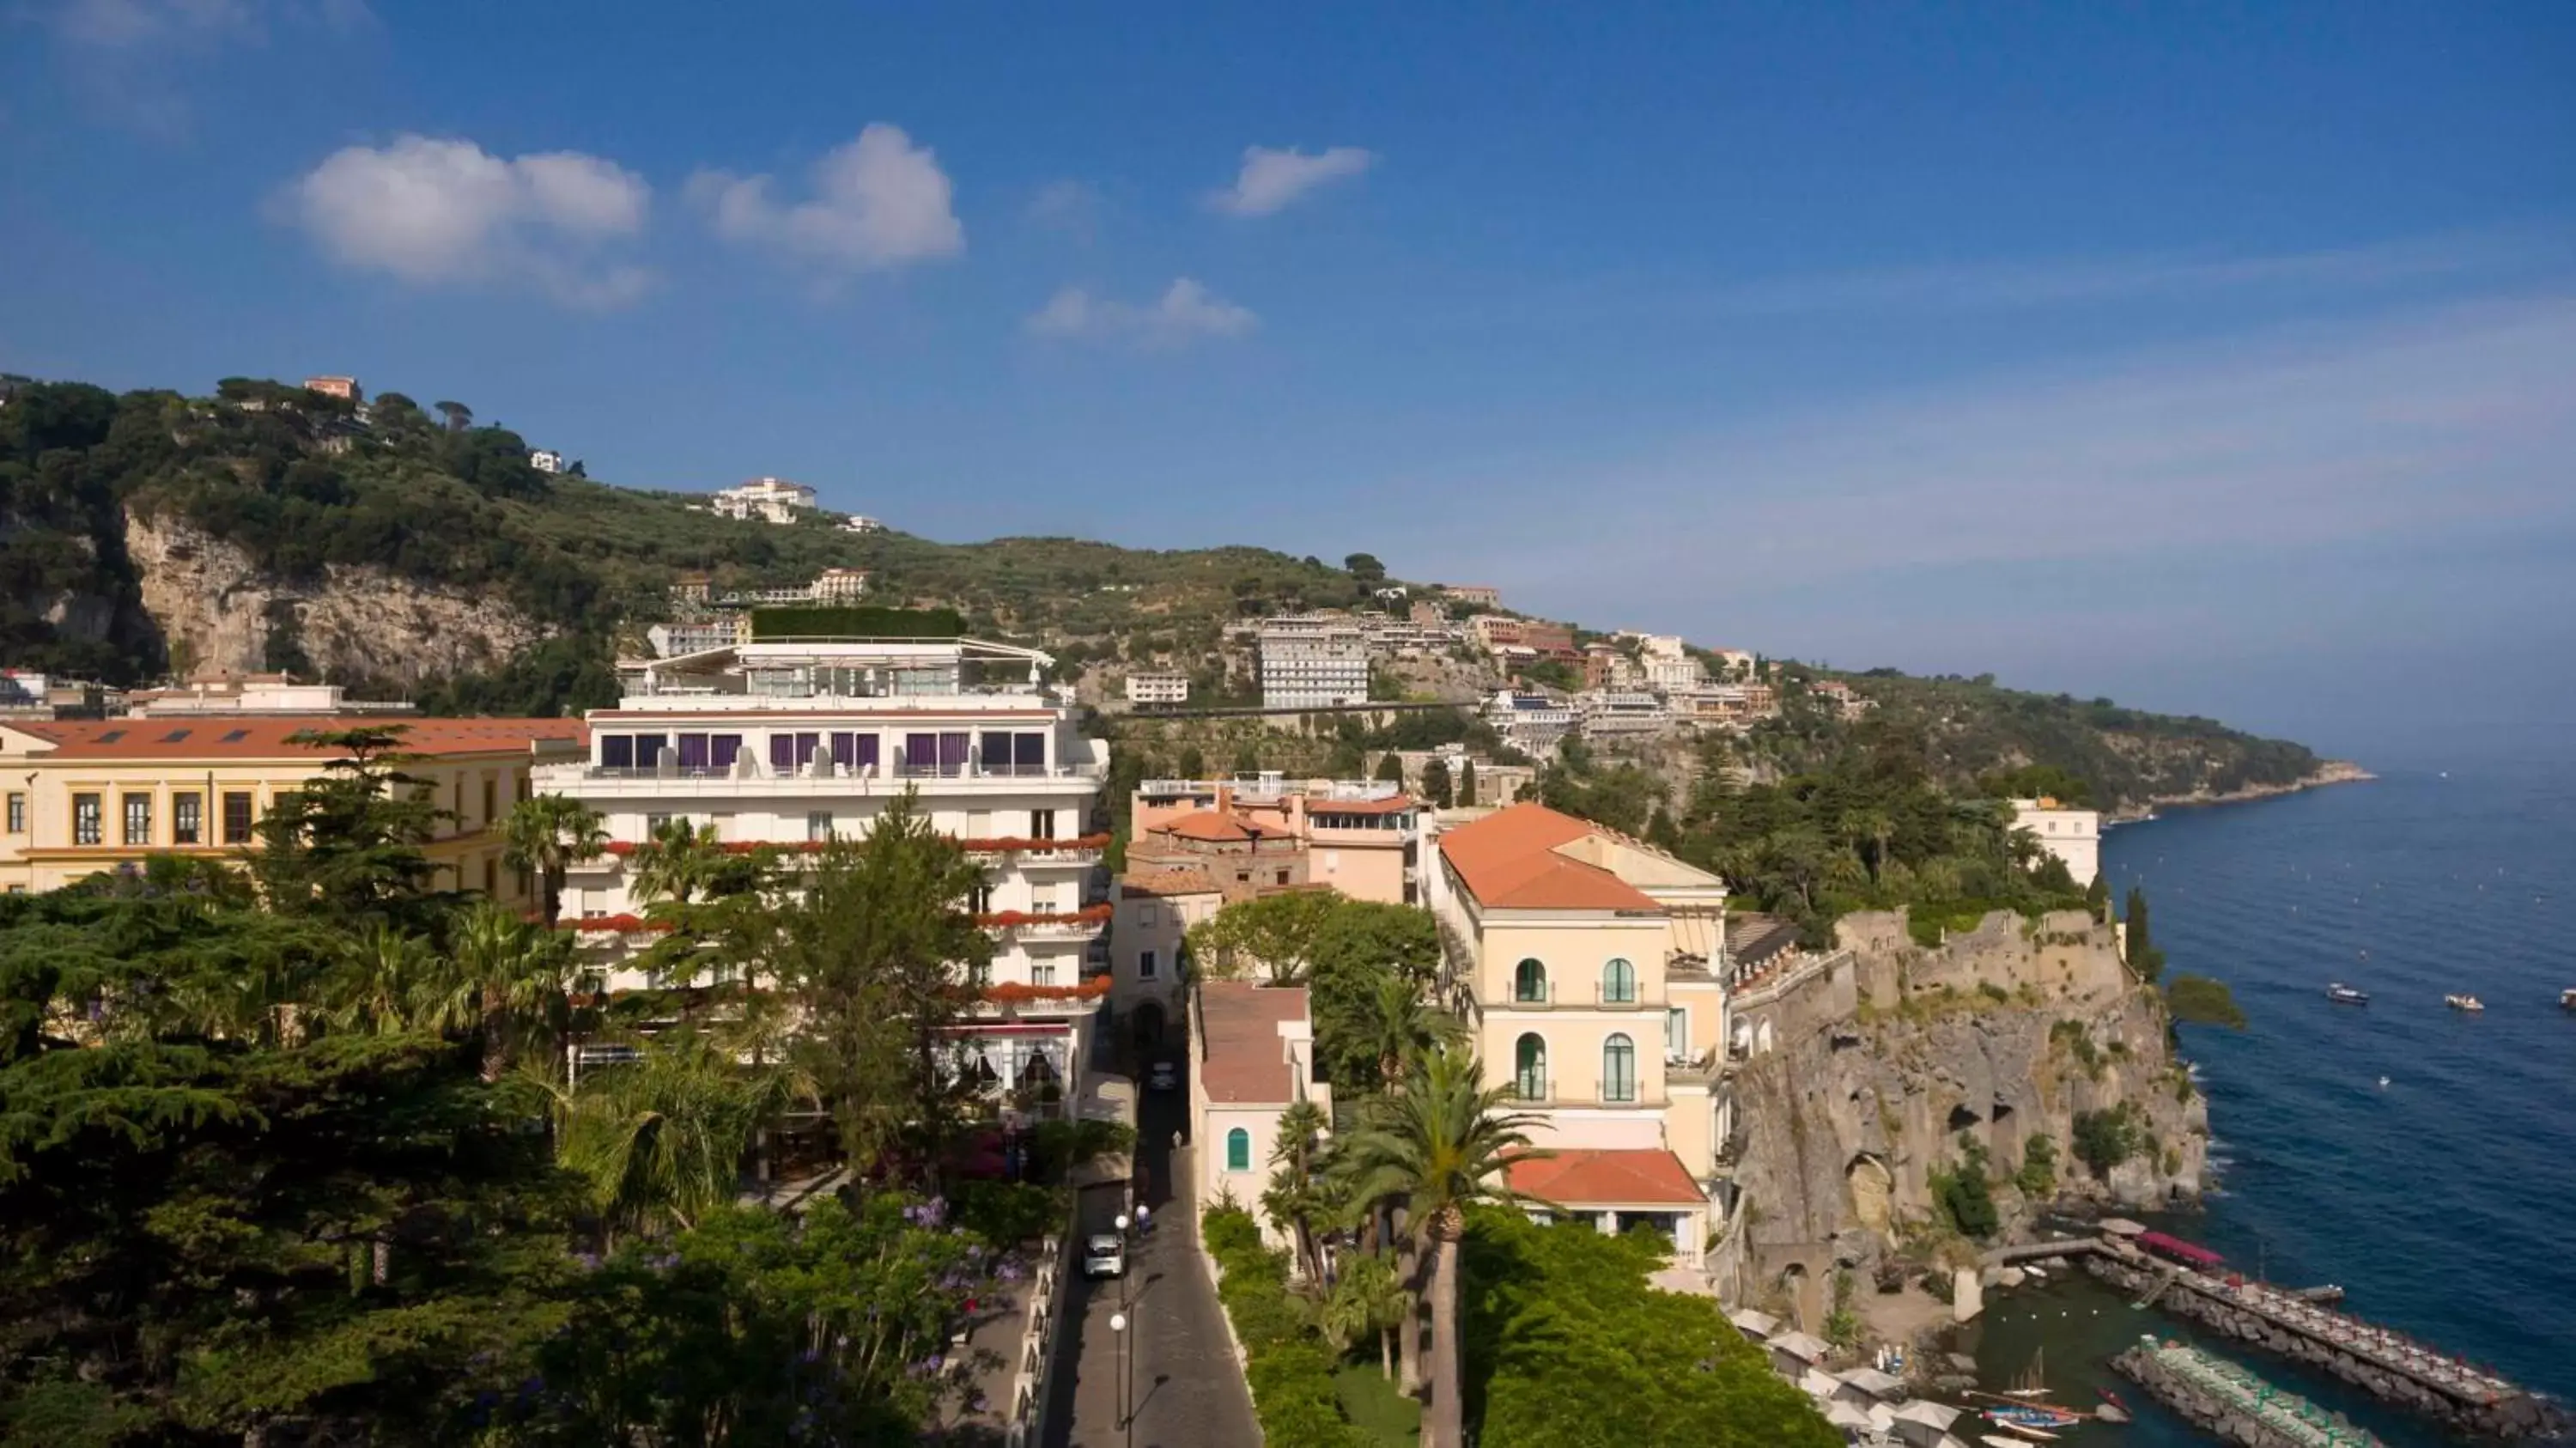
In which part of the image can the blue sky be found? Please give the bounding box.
[4,2,2573,755]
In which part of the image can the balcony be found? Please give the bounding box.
[1491,980,1668,1011]
[536,758,1106,799]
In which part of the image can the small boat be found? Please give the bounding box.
[2561,989,2576,1011]
[2327,983,2370,1005]
[2445,994,2484,1012]
[1985,1437,2050,1448]
[2095,1389,2133,1424]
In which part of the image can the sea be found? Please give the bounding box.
[1960,751,2576,1448]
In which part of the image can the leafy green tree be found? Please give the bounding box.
[2124,885,2166,982]
[247,727,448,928]
[1345,552,1387,583]
[1188,890,1340,985]
[1930,1134,1999,1238]
[1324,1250,1413,1381]
[434,399,472,432]
[1262,1098,1335,1285]
[2165,972,2247,1028]
[2072,1104,2142,1177]
[1334,1046,1543,1446]
[1177,745,1206,779]
[2014,1132,2058,1197]
[1375,751,1408,785]
[1422,757,1453,808]
[502,794,609,930]
[440,899,578,1080]
[772,791,991,1183]
[1461,1208,1840,1448]
[544,1029,799,1243]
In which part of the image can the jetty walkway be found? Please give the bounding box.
[2116,1336,2384,1448]
[2086,1238,2565,1440]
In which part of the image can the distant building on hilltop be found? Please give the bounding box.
[2010,798,2100,887]
[529,449,565,474]
[1124,672,1190,706]
[302,376,361,401]
[1441,583,1502,608]
[710,477,819,524]
[1258,615,1369,710]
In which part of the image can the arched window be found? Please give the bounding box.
[1514,1033,1549,1100]
[1226,1128,1252,1172]
[1602,1033,1637,1103]
[1515,958,1548,1003]
[1601,957,1637,1004]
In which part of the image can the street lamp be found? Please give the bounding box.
[1115,1212,1133,1311]
[1109,1311,1130,1438]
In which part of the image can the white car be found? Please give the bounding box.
[1084,1232,1126,1278]
[1146,1061,1178,1092]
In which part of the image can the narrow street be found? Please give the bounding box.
[1042,1052,1259,1448]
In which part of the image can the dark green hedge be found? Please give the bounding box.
[1202,1205,1369,1448]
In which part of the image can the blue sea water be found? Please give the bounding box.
[1970,758,2576,1447]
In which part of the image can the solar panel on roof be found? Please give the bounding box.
[220,728,251,743]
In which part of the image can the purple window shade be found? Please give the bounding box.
[904,733,938,771]
[795,733,820,764]
[712,734,742,768]
[635,734,668,767]
[939,732,970,776]
[1014,733,1047,769]
[854,735,881,770]
[979,732,1012,772]
[677,734,709,769]
[830,733,857,767]
[770,734,795,769]
[601,735,634,769]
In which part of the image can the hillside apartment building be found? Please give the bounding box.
[1257,615,1370,709]
[708,476,820,524]
[2010,797,2101,887]
[532,636,1111,1116]
[1425,800,1741,1266]
[0,715,586,900]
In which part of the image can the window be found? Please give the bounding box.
[1515,1033,1548,1100]
[1140,949,1158,980]
[634,734,670,769]
[902,733,939,775]
[1515,958,1548,1003]
[1032,885,1060,914]
[451,776,464,814]
[482,858,498,896]
[1225,1128,1252,1172]
[219,728,250,744]
[807,811,833,843]
[677,733,709,770]
[769,733,820,770]
[73,794,102,846]
[1031,808,1056,840]
[1601,957,1637,1004]
[123,794,152,845]
[1666,1007,1689,1061]
[1032,958,1057,986]
[481,776,496,825]
[173,793,202,845]
[939,732,970,776]
[1602,1033,1637,1103]
[712,733,744,769]
[969,879,994,915]
[646,813,673,837]
[4,793,21,834]
[222,792,254,844]
[601,734,635,769]
[158,728,191,743]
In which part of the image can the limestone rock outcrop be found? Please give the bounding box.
[1729,910,2206,1287]
[124,508,549,686]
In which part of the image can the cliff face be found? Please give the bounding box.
[1730,910,2207,1272]
[124,509,550,687]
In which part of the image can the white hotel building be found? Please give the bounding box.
[534,636,1112,1110]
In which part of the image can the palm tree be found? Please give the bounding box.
[1354,973,1465,1093]
[1261,1098,1334,1284]
[502,795,608,930]
[437,901,575,1080]
[631,817,729,910]
[543,1029,799,1244]
[1334,1045,1546,1448]
[1322,1251,1414,1381]
[318,924,457,1037]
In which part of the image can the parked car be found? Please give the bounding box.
[1083,1232,1126,1278]
[1146,1061,1179,1092]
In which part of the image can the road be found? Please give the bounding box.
[1042,1056,1259,1448]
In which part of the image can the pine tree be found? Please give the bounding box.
[1375,751,1408,785]
[2123,885,2165,982]
[1458,760,1478,807]
[1422,757,1454,808]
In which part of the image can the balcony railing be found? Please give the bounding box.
[1508,1076,1555,1104]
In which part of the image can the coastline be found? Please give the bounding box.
[2107,761,2374,824]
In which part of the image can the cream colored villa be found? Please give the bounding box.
[1425,801,1737,1263]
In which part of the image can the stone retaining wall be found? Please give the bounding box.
[2111,1344,2376,1448]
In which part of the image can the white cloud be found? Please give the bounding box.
[688,125,964,273]
[1026,278,1257,347]
[1027,179,1102,237]
[1209,144,1375,217]
[284,135,653,308]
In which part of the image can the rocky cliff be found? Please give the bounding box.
[124,508,550,688]
[1728,909,2207,1282]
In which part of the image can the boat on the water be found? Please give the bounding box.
[2327,983,2371,1005]
[2095,1388,2133,1424]
[1983,1405,2075,1439]
[2561,988,2576,1011]
[2445,994,2484,1012]
[1984,1437,2041,1448]
[1985,1431,2058,1445]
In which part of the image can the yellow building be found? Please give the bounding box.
[0,716,587,899]
[1427,801,1734,1264]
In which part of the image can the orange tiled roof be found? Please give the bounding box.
[1506,1148,1704,1207]
[1196,981,1310,1104]
[1121,867,1218,899]
[1161,812,1273,843]
[1436,801,1660,911]
[11,716,586,761]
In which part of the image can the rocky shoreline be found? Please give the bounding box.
[2108,761,2375,823]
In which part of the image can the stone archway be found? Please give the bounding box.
[1847,1153,1896,1235]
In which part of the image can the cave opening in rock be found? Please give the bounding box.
[1946,1104,1984,1134]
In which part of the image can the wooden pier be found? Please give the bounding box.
[2086,1238,2568,1441]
